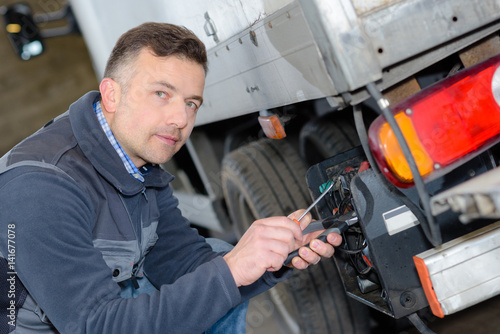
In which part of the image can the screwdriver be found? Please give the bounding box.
[284,211,357,266]
[293,180,335,225]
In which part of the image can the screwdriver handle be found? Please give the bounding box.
[283,223,350,266]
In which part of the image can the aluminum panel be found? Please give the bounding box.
[299,0,500,92]
[365,0,500,70]
[416,222,500,315]
[69,0,294,77]
[299,0,381,92]
[352,0,401,15]
[196,2,336,125]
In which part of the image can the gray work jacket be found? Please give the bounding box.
[0,91,291,333]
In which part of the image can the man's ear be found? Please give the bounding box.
[99,78,121,113]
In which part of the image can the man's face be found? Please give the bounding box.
[108,49,205,167]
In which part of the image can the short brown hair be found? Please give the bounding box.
[104,22,207,86]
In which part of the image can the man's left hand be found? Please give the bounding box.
[287,209,342,270]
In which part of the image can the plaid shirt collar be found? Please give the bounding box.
[93,100,145,183]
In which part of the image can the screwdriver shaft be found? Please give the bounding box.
[296,180,335,223]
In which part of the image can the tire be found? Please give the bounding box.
[221,138,370,334]
[300,113,361,166]
[222,138,311,235]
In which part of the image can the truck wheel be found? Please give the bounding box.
[300,114,360,166]
[221,138,370,334]
[222,138,311,235]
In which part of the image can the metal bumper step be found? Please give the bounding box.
[414,221,500,318]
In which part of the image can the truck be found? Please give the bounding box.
[3,0,500,333]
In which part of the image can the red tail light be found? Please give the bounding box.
[369,54,500,188]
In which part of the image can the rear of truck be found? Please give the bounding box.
[4,0,500,332]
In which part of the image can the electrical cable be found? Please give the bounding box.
[407,313,436,334]
[337,243,365,255]
[324,172,369,274]
[352,105,379,178]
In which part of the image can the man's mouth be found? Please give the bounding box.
[155,134,179,146]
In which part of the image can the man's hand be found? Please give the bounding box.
[286,209,342,270]
[223,209,342,287]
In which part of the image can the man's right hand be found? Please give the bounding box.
[223,215,304,287]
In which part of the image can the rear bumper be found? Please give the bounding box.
[414,221,500,317]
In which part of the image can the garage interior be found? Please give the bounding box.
[1,0,499,333]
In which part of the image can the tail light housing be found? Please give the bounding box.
[369,54,500,188]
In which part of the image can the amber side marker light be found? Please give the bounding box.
[258,115,287,139]
[368,55,500,188]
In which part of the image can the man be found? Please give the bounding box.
[0,22,341,333]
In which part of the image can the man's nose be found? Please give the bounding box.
[167,100,188,128]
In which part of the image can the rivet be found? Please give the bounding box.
[400,291,417,308]
[250,30,258,47]
[377,98,390,110]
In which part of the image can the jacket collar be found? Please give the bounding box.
[69,91,174,195]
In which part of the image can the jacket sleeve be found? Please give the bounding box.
[0,168,241,334]
[145,185,294,302]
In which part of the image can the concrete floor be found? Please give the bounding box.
[1,1,499,333]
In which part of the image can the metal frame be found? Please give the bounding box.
[300,0,500,93]
[172,132,231,232]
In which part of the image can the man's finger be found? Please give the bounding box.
[326,232,342,247]
[310,239,335,259]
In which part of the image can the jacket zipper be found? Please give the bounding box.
[119,189,148,288]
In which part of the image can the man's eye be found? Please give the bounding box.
[155,91,166,98]
[186,101,199,110]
